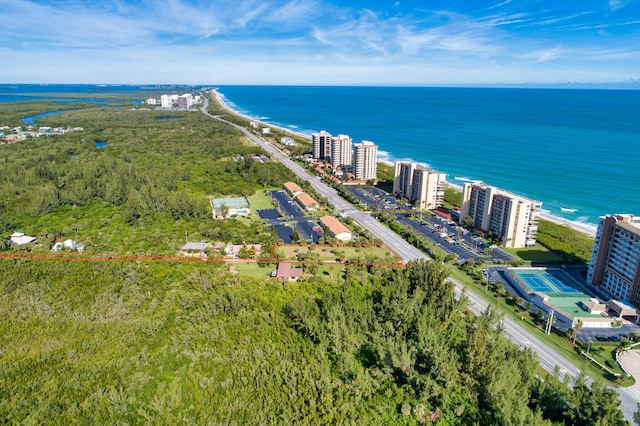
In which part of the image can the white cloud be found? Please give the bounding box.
[608,0,625,11]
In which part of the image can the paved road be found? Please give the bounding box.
[201,94,639,423]
[201,97,426,264]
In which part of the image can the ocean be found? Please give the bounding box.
[2,84,637,229]
[217,86,640,229]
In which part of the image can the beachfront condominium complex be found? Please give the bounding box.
[393,162,446,210]
[312,130,332,160]
[587,214,640,308]
[330,134,353,173]
[460,182,541,248]
[353,140,378,181]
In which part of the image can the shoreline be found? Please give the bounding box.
[210,89,597,238]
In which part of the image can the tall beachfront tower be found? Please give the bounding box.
[393,162,416,196]
[587,214,640,308]
[393,162,446,209]
[353,140,378,181]
[460,182,541,248]
[331,134,353,173]
[178,94,192,110]
[312,130,332,161]
[411,167,447,210]
[160,94,173,109]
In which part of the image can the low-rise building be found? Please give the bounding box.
[9,232,36,245]
[320,216,353,241]
[52,239,84,252]
[280,136,296,146]
[284,182,303,197]
[272,262,303,281]
[295,192,320,211]
[181,242,211,257]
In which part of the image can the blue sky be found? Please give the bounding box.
[1,0,639,85]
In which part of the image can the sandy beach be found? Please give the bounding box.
[211,89,597,238]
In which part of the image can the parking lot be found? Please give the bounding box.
[345,186,399,210]
[269,190,304,218]
[394,212,516,263]
[257,208,281,220]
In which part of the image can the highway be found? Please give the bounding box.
[201,97,427,263]
[202,95,639,423]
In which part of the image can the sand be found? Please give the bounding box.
[211,89,597,238]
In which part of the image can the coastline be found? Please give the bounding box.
[211,89,597,238]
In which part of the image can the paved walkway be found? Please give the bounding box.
[619,349,640,392]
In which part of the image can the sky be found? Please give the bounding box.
[1,0,640,86]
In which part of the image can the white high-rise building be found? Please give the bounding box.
[353,140,378,181]
[460,182,541,248]
[587,214,640,307]
[330,134,353,173]
[160,94,173,109]
[312,130,332,160]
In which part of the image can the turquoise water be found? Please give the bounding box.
[217,86,640,227]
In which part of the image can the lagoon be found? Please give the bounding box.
[22,110,73,124]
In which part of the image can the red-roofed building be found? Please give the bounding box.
[284,182,303,196]
[295,192,320,211]
[272,262,303,281]
[320,216,353,241]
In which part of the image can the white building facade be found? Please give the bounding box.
[353,140,378,181]
[330,134,353,173]
[312,130,332,160]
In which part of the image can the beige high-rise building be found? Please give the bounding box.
[331,134,353,173]
[312,130,332,160]
[393,162,445,209]
[411,167,446,210]
[587,214,640,308]
[460,183,541,248]
[353,140,377,181]
[393,162,416,196]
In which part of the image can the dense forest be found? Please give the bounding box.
[0,99,628,424]
[0,106,294,253]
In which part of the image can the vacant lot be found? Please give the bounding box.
[275,244,402,265]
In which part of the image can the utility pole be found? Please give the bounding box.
[545,310,554,335]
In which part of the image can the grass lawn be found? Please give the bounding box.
[247,189,277,212]
[235,262,274,280]
[275,244,401,265]
[504,243,566,265]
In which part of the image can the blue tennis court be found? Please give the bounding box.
[510,268,583,295]
[520,274,553,293]
[547,274,579,293]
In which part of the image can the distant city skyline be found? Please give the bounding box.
[1,0,640,86]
